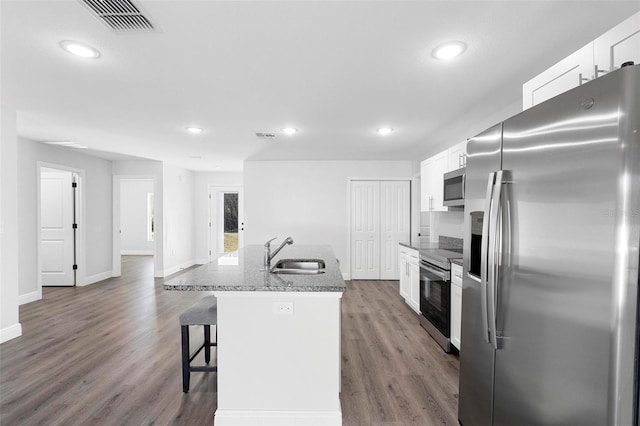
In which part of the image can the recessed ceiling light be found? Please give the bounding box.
[282,127,298,135]
[432,41,467,60]
[377,127,394,135]
[59,40,101,59]
[186,127,204,134]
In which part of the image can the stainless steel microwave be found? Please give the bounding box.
[443,167,465,207]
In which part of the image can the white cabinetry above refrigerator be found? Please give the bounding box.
[523,11,639,109]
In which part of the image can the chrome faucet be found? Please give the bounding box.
[264,237,294,269]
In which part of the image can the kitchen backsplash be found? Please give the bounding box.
[420,211,464,245]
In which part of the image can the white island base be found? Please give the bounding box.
[212,291,343,426]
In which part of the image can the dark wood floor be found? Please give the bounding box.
[0,256,459,425]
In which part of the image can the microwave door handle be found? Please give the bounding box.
[480,172,496,345]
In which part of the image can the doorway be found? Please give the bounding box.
[208,186,243,260]
[39,165,80,287]
[112,175,157,278]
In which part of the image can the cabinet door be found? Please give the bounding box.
[380,181,411,280]
[350,181,380,279]
[408,262,421,314]
[451,283,462,350]
[522,43,594,109]
[420,160,430,212]
[430,151,448,212]
[399,255,409,300]
[422,152,446,212]
[447,141,467,172]
[594,11,640,75]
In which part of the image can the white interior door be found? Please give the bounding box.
[379,181,411,280]
[209,187,243,259]
[350,181,380,279]
[41,169,75,286]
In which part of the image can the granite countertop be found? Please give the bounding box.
[450,258,464,266]
[163,244,346,292]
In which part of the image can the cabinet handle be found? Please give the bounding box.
[595,65,610,77]
[578,73,590,85]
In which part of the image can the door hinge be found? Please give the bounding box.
[209,250,211,255]
[73,223,78,229]
[72,182,77,188]
[209,222,211,227]
[73,264,78,270]
[209,194,211,199]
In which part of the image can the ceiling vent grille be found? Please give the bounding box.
[255,132,277,139]
[79,0,158,33]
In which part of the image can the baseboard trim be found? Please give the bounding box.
[342,272,350,281]
[163,259,196,277]
[120,250,154,255]
[18,290,42,305]
[194,258,208,265]
[214,408,342,426]
[0,323,23,344]
[79,271,113,287]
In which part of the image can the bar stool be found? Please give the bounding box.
[180,295,218,393]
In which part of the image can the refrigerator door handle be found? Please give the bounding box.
[488,170,506,350]
[480,172,496,345]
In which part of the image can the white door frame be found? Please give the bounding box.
[347,177,412,281]
[112,175,158,277]
[208,185,243,261]
[36,162,85,294]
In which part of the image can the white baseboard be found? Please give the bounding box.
[0,323,22,344]
[79,270,113,286]
[342,272,350,281]
[18,290,42,305]
[120,250,154,255]
[214,409,342,426]
[194,258,208,265]
[163,259,196,277]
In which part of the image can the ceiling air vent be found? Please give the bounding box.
[255,132,277,139]
[79,0,158,33]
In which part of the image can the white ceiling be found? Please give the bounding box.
[2,0,639,171]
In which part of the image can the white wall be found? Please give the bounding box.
[162,164,195,276]
[120,179,154,254]
[244,160,413,278]
[17,138,113,295]
[193,171,243,263]
[1,105,22,343]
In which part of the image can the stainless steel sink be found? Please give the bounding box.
[270,259,326,274]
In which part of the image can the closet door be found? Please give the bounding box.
[350,181,380,279]
[379,181,411,280]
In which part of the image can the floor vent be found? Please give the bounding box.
[79,0,159,33]
[255,132,277,139]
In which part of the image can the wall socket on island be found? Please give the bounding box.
[273,302,294,315]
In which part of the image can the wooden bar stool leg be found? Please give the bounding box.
[204,325,211,364]
[181,325,190,393]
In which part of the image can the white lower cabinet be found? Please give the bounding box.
[408,261,420,313]
[450,263,463,350]
[398,244,420,314]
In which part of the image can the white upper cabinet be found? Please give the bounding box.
[447,140,467,172]
[522,43,594,109]
[594,12,640,75]
[421,151,448,212]
[523,11,640,110]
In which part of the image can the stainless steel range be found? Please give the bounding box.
[418,247,462,353]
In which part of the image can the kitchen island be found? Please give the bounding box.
[164,244,346,426]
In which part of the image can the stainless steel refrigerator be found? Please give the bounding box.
[458,64,640,426]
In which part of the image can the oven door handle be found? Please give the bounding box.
[420,262,450,281]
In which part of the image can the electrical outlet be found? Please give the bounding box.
[274,302,294,315]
